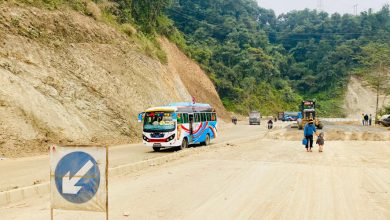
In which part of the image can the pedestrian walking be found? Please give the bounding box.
[316,132,325,152]
[369,114,372,126]
[304,119,317,152]
[362,113,365,126]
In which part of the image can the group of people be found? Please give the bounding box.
[361,113,373,126]
[303,119,325,152]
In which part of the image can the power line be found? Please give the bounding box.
[317,0,324,12]
[167,7,390,42]
[267,32,375,36]
[168,8,384,36]
[167,8,218,28]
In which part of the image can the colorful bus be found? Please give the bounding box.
[138,102,218,151]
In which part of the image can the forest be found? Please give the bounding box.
[164,0,390,116]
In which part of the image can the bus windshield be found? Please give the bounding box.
[143,112,175,132]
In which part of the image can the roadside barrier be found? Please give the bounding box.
[319,118,360,122]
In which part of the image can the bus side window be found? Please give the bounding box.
[183,113,189,123]
[206,113,211,121]
[195,113,200,123]
[201,113,206,122]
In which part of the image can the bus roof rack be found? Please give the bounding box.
[166,102,213,113]
[167,102,211,108]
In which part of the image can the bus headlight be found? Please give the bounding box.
[142,135,149,142]
[167,134,175,141]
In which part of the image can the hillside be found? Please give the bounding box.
[0,3,227,157]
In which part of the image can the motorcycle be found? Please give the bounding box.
[232,117,237,125]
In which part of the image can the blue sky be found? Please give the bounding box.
[257,0,390,15]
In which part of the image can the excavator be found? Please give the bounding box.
[297,100,323,130]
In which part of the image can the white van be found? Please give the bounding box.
[249,111,261,125]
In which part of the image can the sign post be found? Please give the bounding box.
[50,145,108,219]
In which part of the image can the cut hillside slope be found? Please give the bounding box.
[0,4,226,157]
[344,77,390,118]
[159,38,228,119]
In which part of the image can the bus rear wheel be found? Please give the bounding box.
[202,134,210,146]
[179,138,188,150]
[153,147,161,152]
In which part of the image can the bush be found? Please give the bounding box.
[121,23,137,37]
[136,33,167,64]
[42,0,63,9]
[86,1,101,20]
[380,106,390,115]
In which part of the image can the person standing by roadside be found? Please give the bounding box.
[304,119,317,152]
[362,113,365,126]
[369,114,372,126]
[364,114,369,126]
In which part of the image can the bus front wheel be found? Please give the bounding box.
[179,138,188,150]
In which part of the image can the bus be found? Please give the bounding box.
[138,102,218,152]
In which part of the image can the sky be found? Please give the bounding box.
[257,0,390,15]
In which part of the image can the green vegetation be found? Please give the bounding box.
[4,0,390,116]
[166,0,390,116]
[380,106,390,115]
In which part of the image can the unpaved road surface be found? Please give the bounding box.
[1,122,389,220]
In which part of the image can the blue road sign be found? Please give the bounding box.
[54,151,100,204]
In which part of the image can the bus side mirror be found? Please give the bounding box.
[138,112,144,123]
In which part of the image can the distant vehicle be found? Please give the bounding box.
[379,115,390,127]
[138,102,217,152]
[379,114,390,121]
[282,112,300,121]
[249,111,261,125]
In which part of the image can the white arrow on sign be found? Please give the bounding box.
[62,160,94,195]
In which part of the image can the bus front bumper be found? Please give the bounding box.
[143,140,180,148]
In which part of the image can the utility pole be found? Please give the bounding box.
[353,4,358,16]
[375,62,383,124]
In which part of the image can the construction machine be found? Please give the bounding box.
[297,100,323,130]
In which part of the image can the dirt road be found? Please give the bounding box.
[0,122,389,220]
